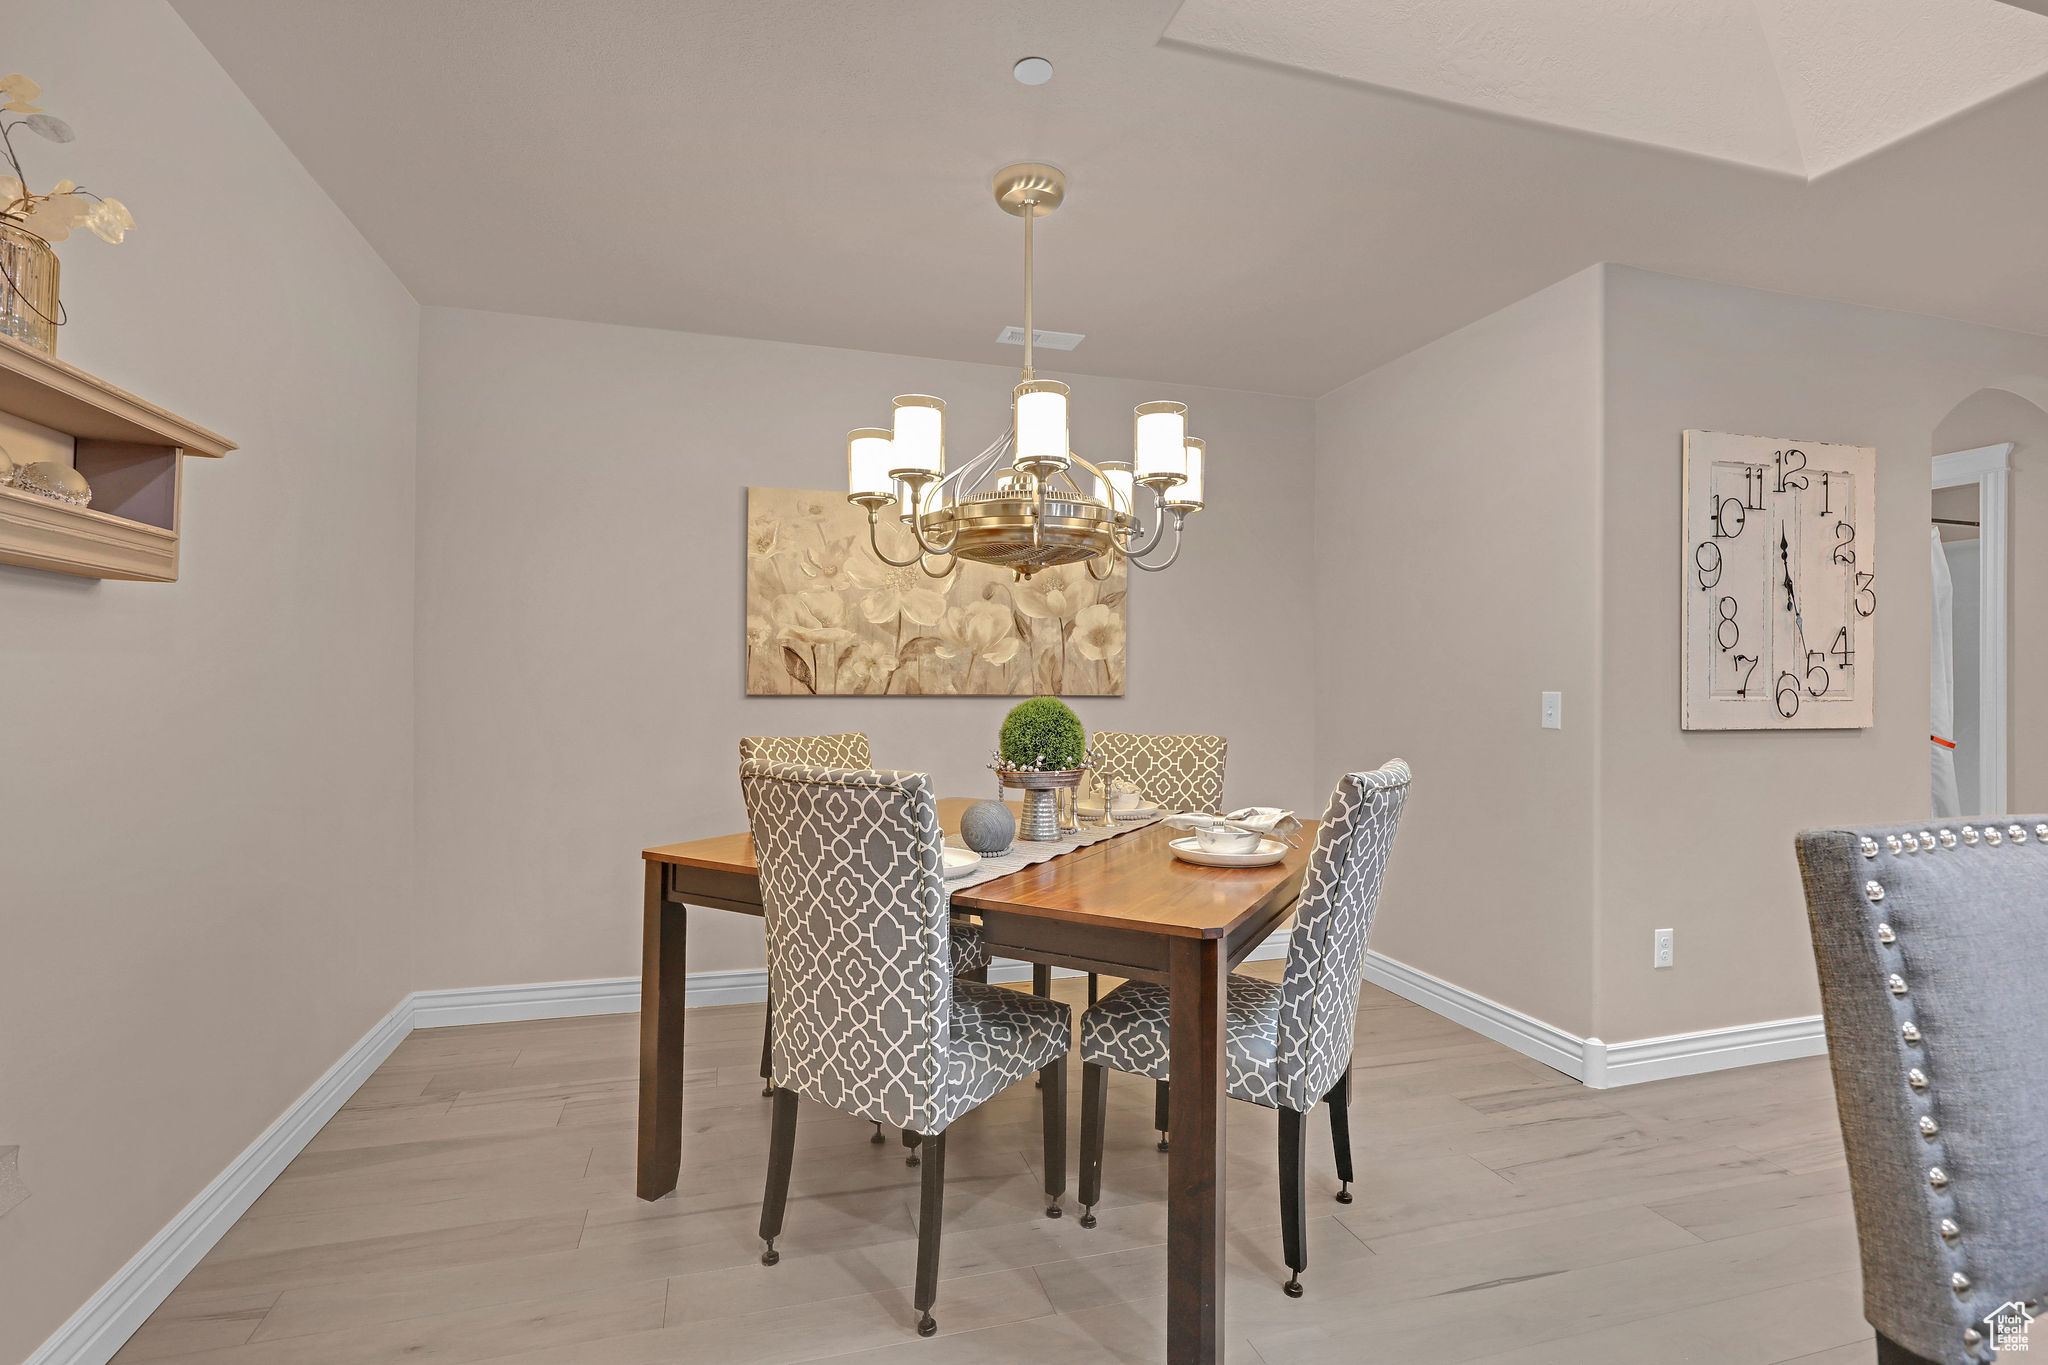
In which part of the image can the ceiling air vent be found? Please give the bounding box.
[996,325,1084,351]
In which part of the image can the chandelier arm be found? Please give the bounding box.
[895,431,1015,561]
[866,509,926,568]
[905,479,964,557]
[929,430,1011,506]
[918,550,958,579]
[1121,484,1172,557]
[1128,510,1188,573]
[1084,551,1116,581]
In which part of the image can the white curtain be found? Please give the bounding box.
[1932,526,1962,817]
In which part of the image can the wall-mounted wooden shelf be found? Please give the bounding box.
[0,337,234,581]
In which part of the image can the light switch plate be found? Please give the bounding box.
[1542,692,1562,729]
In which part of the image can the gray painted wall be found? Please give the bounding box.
[0,2,420,1355]
[412,307,1317,989]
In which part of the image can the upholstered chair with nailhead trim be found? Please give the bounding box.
[739,735,990,1144]
[1078,731,1231,1139]
[1076,759,1410,1298]
[741,759,1073,1338]
[1795,820,2048,1365]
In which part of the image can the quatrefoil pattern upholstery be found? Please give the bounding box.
[738,734,986,975]
[1081,759,1411,1110]
[1796,819,2048,1365]
[740,759,1069,1134]
[1090,732,1228,814]
[1078,974,1285,1101]
[739,732,873,767]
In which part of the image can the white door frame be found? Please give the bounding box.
[1933,443,2011,814]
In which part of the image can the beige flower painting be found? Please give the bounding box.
[746,487,1127,696]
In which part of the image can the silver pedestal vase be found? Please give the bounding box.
[997,768,1085,842]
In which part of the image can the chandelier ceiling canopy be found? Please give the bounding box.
[843,163,1206,581]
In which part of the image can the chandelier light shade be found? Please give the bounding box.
[839,163,1208,579]
[1170,438,1205,510]
[1013,380,1071,474]
[846,428,895,504]
[1132,401,1188,486]
[890,395,945,479]
[1099,460,1136,518]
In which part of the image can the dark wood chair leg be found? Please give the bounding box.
[1278,1105,1308,1297]
[1875,1333,1944,1365]
[870,1121,885,1144]
[1033,965,1053,1087]
[913,1129,947,1337]
[759,990,775,1098]
[1155,1078,1171,1152]
[965,964,989,983]
[1041,1054,1067,1218]
[758,1088,798,1265]
[1087,972,1099,1004]
[903,1128,922,1167]
[1324,1070,1354,1203]
[1078,1061,1108,1227]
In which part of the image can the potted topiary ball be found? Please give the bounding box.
[993,696,1090,841]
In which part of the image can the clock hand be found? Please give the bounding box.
[1780,522,1809,653]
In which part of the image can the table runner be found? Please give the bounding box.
[944,815,1161,900]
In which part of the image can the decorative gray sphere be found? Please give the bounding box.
[959,799,1016,856]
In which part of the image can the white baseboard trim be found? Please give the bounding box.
[1360,950,1588,1078]
[412,976,641,1027]
[1356,949,1825,1089]
[1596,1015,1827,1087]
[26,998,414,1365]
[33,944,1827,1363]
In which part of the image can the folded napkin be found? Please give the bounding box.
[1163,807,1303,844]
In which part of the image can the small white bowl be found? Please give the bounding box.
[1193,826,1263,855]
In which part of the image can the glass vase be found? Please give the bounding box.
[0,222,60,356]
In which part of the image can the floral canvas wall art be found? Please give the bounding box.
[745,487,1127,696]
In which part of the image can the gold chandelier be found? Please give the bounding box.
[843,163,1205,580]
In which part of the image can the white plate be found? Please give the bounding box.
[942,847,983,879]
[1168,836,1288,869]
[1079,804,1162,821]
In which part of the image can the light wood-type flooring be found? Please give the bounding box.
[111,967,1870,1364]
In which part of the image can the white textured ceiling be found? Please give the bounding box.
[165,0,2048,395]
[1165,0,2048,176]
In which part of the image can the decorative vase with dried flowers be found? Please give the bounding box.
[0,74,133,356]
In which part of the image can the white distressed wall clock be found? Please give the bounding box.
[1682,430,1877,730]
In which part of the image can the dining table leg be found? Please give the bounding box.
[1166,935,1227,1364]
[636,861,688,1201]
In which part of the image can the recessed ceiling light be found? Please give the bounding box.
[1013,56,1054,86]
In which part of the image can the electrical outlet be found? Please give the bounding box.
[1541,692,1561,729]
[1654,929,1674,969]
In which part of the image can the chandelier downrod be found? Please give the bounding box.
[1023,203,1034,380]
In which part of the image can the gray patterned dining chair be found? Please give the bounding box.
[1795,819,2048,1365]
[1090,731,1229,815]
[1076,730,1231,1143]
[1075,758,1410,1298]
[738,734,991,1139]
[740,759,1073,1337]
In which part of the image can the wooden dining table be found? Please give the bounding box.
[638,798,1314,1365]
